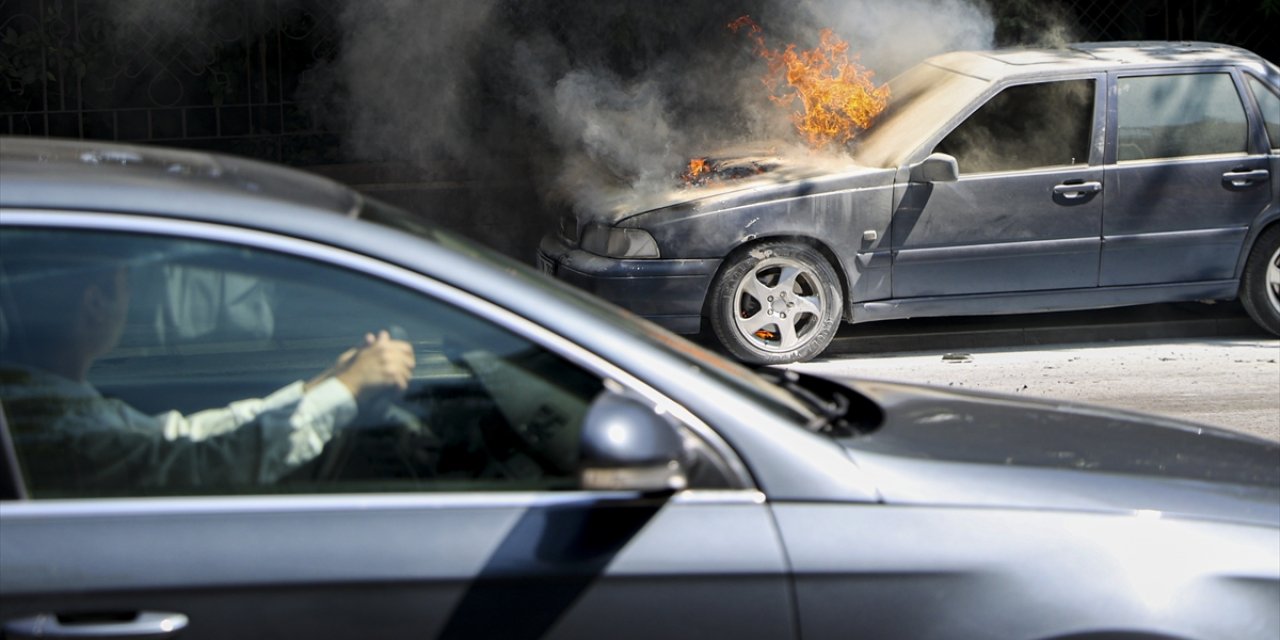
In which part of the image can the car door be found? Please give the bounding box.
[0,217,793,640]
[890,76,1105,298]
[1100,68,1273,287]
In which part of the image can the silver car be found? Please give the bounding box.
[1,137,1277,640]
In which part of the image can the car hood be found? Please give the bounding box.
[825,377,1280,527]
[581,147,886,225]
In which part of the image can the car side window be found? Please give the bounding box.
[934,79,1094,174]
[1246,75,1280,152]
[0,228,617,498]
[1116,73,1247,161]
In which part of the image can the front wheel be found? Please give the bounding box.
[1240,225,1280,336]
[707,241,843,364]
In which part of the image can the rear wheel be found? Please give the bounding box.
[707,241,842,364]
[1240,225,1280,336]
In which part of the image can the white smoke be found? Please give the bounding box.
[811,0,996,76]
[506,0,999,211]
[290,1,503,175]
[97,0,1016,222]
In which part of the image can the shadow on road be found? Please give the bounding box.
[820,301,1268,358]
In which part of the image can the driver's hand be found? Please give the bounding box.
[331,330,416,403]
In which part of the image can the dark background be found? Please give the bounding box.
[3,0,1277,262]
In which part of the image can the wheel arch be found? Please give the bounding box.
[700,234,852,322]
[1235,208,1280,279]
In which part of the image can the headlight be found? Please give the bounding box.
[580,225,660,259]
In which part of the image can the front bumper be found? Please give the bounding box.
[538,233,720,334]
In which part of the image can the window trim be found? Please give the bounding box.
[1242,71,1280,152]
[0,210,757,497]
[0,489,769,519]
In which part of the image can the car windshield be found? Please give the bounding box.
[853,62,991,168]
[358,198,821,424]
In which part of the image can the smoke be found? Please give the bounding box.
[985,0,1082,48]
[298,1,500,174]
[108,0,224,36]
[92,0,1079,233]
[496,1,1002,213]
[805,0,997,77]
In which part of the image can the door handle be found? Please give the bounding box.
[1052,181,1102,198]
[1222,169,1269,187]
[4,611,189,639]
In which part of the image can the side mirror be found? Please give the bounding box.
[909,153,959,183]
[578,390,687,493]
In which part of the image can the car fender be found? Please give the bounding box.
[637,178,895,310]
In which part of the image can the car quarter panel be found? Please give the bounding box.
[0,493,795,640]
[773,503,1280,640]
[1235,69,1280,275]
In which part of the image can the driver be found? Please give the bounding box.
[0,243,415,494]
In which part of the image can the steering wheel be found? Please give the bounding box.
[294,327,443,483]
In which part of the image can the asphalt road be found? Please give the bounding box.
[785,303,1280,442]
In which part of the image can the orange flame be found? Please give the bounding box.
[687,157,710,177]
[729,16,889,150]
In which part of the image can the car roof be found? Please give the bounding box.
[927,41,1275,81]
[0,136,362,224]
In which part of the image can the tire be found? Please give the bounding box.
[707,241,843,364]
[1240,225,1280,336]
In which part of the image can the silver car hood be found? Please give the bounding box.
[828,378,1280,527]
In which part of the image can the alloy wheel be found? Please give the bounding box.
[731,256,828,353]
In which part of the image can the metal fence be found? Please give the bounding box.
[3,0,1275,167]
[1066,0,1276,59]
[1,0,344,164]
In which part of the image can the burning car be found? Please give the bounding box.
[538,41,1280,363]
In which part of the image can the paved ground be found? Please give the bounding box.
[789,337,1280,441]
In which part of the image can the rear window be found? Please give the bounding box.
[1247,75,1280,151]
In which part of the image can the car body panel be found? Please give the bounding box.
[822,377,1280,525]
[855,278,1240,323]
[1,492,793,640]
[774,503,1280,640]
[890,167,1105,296]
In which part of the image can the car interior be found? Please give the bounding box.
[0,229,607,497]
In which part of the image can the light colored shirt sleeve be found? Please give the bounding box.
[150,377,358,482]
[1,365,361,491]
